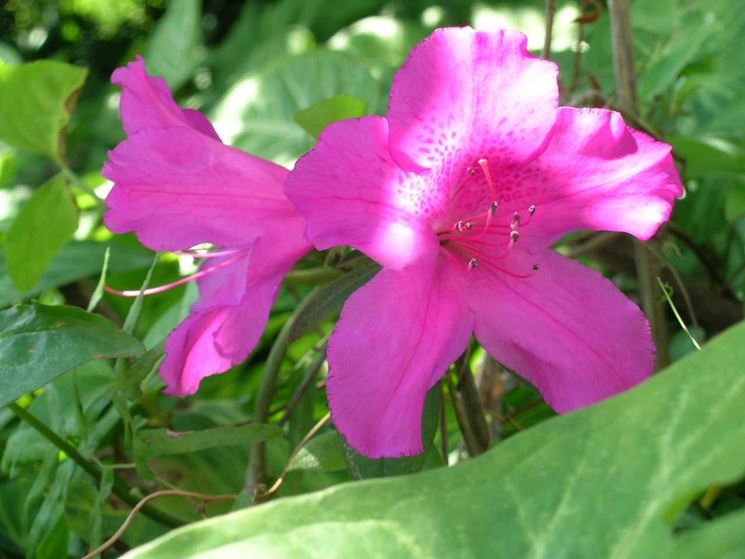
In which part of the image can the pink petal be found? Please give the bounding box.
[327,254,472,457]
[161,237,308,396]
[500,108,683,245]
[113,56,219,140]
[103,126,299,252]
[387,27,559,172]
[286,116,439,270]
[458,250,654,412]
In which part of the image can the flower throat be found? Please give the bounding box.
[436,158,539,279]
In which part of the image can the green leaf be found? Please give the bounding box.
[125,320,745,559]
[671,508,745,559]
[3,175,78,292]
[287,431,346,473]
[144,0,202,90]
[0,240,153,305]
[671,136,745,178]
[725,186,745,222]
[135,424,284,457]
[0,60,87,162]
[637,13,712,101]
[288,259,379,344]
[0,304,143,407]
[294,95,367,138]
[209,50,379,164]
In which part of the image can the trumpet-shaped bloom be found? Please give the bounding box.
[103,57,311,395]
[286,28,682,458]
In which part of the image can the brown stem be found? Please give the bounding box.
[446,375,481,457]
[454,353,491,453]
[263,412,331,499]
[82,490,234,559]
[608,0,669,369]
[542,0,556,59]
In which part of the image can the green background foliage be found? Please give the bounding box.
[0,0,743,557]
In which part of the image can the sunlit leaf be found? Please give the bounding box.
[3,175,78,292]
[0,60,87,162]
[294,95,367,138]
[125,320,745,558]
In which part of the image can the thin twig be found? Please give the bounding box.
[263,412,331,499]
[542,0,556,59]
[668,223,730,292]
[567,232,619,259]
[82,490,235,559]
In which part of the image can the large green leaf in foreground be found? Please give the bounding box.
[0,304,143,407]
[127,321,745,558]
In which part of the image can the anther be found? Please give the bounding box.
[489,201,499,215]
[511,212,521,229]
[465,222,473,230]
[509,230,520,246]
[466,166,476,176]
[528,205,536,217]
[467,257,479,270]
[532,264,540,271]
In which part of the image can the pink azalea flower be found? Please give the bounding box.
[285,28,683,458]
[102,57,311,395]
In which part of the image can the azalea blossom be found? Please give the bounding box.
[103,57,311,395]
[285,28,683,458]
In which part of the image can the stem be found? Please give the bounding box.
[278,348,327,427]
[608,0,669,369]
[245,288,322,496]
[542,0,556,59]
[454,353,490,453]
[285,267,342,285]
[438,382,449,465]
[8,403,182,528]
[446,375,481,457]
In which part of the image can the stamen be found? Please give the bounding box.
[532,264,540,271]
[528,205,536,217]
[470,200,499,240]
[173,248,243,259]
[509,230,520,246]
[477,158,497,200]
[511,212,521,230]
[105,252,248,297]
[467,257,479,270]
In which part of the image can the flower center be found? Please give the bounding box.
[436,158,538,279]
